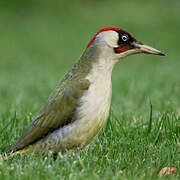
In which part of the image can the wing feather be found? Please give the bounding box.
[13,79,90,151]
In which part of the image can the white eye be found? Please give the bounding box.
[121,34,129,42]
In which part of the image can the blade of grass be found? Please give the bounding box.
[146,99,153,135]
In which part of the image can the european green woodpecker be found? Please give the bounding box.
[2,26,165,158]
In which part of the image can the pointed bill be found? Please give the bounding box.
[133,41,166,56]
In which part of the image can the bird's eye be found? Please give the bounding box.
[121,35,129,42]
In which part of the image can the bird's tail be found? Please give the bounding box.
[2,148,28,160]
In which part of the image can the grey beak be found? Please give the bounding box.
[133,41,166,56]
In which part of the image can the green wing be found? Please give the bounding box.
[13,79,90,151]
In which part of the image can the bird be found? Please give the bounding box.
[2,26,165,158]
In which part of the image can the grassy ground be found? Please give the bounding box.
[0,0,179,179]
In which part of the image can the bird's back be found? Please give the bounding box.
[11,55,93,152]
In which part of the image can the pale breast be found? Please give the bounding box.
[71,62,113,147]
[34,61,114,153]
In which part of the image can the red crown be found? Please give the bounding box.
[86,26,122,49]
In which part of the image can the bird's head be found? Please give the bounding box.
[85,26,165,62]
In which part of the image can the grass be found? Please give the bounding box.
[0,0,179,179]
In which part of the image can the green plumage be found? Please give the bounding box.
[12,53,93,152]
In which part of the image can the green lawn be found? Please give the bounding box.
[0,0,179,179]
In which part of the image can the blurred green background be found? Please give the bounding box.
[0,0,180,116]
[0,0,179,113]
[0,0,179,179]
